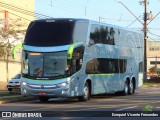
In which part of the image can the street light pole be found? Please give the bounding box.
[84,0,88,17]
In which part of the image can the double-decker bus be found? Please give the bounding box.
[20,18,143,102]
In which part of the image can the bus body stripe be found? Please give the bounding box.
[67,43,76,59]
[12,43,23,59]
[67,42,84,59]
[88,74,114,76]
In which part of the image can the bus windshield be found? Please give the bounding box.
[22,51,70,79]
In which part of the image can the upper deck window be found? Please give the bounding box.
[89,24,117,46]
[24,20,75,46]
[24,20,89,47]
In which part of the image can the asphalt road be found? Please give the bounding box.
[0,86,160,120]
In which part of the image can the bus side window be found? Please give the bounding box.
[72,45,84,73]
[72,60,76,73]
[72,59,81,73]
[76,59,81,71]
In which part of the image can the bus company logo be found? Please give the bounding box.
[2,112,11,117]
[41,85,44,89]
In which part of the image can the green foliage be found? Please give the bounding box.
[0,19,26,53]
[0,19,25,82]
[0,42,12,60]
[0,42,6,58]
[143,105,153,112]
[0,27,23,59]
[149,66,157,73]
[157,69,160,75]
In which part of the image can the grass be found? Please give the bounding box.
[0,91,20,97]
[143,82,160,87]
[0,90,36,101]
[0,95,34,101]
[0,92,20,97]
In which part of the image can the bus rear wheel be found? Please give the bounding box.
[129,80,134,95]
[122,81,129,96]
[39,97,49,102]
[78,82,90,102]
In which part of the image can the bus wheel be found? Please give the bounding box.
[129,80,134,95]
[8,88,12,92]
[122,81,129,96]
[78,82,90,102]
[39,97,49,102]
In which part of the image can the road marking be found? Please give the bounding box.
[155,107,160,109]
[115,106,138,111]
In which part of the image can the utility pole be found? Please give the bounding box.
[4,10,9,30]
[0,10,9,30]
[143,0,147,81]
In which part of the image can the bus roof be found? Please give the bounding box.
[32,18,89,22]
[31,18,143,34]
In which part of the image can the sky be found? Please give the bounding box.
[35,0,160,40]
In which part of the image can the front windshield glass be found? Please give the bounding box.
[13,74,21,79]
[22,51,69,79]
[43,52,67,77]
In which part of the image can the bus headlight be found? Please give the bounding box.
[57,82,68,87]
[57,78,74,87]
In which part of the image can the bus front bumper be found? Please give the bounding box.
[21,82,73,98]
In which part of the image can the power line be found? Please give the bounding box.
[126,15,142,27]
[117,1,143,25]
[148,27,160,30]
[148,31,160,38]
[38,0,84,16]
[9,12,31,21]
[0,2,52,19]
[147,11,160,25]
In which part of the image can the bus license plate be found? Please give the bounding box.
[38,92,47,95]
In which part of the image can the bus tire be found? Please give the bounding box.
[78,82,90,102]
[122,81,129,96]
[39,97,49,102]
[8,88,12,92]
[115,91,121,95]
[129,80,134,95]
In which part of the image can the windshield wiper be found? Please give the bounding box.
[45,73,64,76]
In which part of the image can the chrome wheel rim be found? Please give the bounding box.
[84,85,89,99]
[125,83,128,94]
[130,81,133,93]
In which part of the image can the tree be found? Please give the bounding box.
[0,20,25,82]
[149,66,157,73]
[0,42,6,59]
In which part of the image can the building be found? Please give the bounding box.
[0,0,35,30]
[147,40,160,74]
[0,0,35,89]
